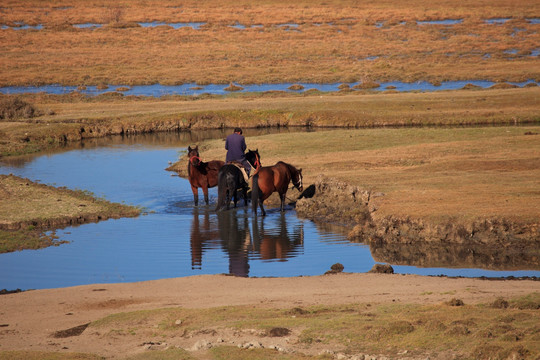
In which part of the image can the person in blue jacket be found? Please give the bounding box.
[225,127,251,176]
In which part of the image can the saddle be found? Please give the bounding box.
[227,161,250,184]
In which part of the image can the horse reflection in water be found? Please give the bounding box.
[190,208,304,277]
[251,214,304,261]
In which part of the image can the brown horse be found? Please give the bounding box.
[187,145,224,206]
[251,161,303,216]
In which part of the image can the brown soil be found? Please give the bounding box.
[1,274,539,359]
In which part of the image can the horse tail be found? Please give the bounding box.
[215,170,228,212]
[251,172,260,215]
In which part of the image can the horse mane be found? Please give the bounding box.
[278,161,298,176]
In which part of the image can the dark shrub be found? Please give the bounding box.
[0,97,37,120]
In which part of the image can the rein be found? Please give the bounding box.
[189,155,202,166]
[250,152,262,175]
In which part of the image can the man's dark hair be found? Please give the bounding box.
[234,127,243,134]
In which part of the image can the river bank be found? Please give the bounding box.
[0,174,140,253]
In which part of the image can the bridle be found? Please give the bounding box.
[252,152,261,170]
[249,152,261,174]
[291,170,303,191]
[189,155,202,166]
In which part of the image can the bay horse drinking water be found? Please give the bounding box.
[187,145,224,206]
[251,161,303,216]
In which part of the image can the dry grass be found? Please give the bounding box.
[0,0,538,86]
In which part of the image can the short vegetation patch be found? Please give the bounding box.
[0,351,103,360]
[81,293,540,359]
[0,174,141,253]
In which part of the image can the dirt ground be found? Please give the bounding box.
[1,273,539,359]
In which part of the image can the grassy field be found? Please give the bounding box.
[0,0,539,86]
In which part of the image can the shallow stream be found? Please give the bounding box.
[1,130,538,290]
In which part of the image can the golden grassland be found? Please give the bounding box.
[0,0,539,86]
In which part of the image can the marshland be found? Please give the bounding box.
[1,0,540,359]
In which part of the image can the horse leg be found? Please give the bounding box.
[191,185,199,206]
[226,189,231,210]
[280,192,286,212]
[233,189,238,208]
[202,185,209,205]
[259,200,266,216]
[242,186,248,207]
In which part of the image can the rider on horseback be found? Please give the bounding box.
[225,127,251,178]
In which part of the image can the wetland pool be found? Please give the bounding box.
[1,130,538,290]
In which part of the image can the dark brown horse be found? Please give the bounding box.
[187,145,224,206]
[215,163,249,211]
[251,161,303,216]
[214,149,261,212]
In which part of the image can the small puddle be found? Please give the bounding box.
[485,18,511,25]
[417,19,463,25]
[73,23,103,29]
[1,22,43,30]
[138,21,206,29]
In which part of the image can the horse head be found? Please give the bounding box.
[246,149,261,170]
[292,167,303,192]
[187,145,201,166]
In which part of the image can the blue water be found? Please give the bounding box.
[1,80,538,97]
[138,21,206,29]
[485,18,511,25]
[0,133,538,291]
[1,22,43,30]
[74,23,103,29]
[417,19,463,26]
[0,141,371,290]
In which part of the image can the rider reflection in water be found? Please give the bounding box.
[225,127,251,176]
